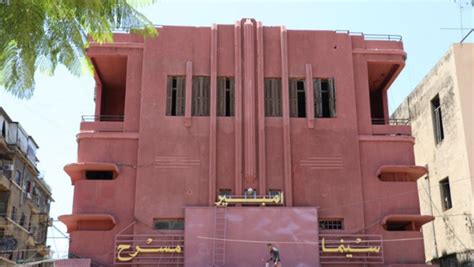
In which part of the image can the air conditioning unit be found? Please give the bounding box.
[2,163,13,171]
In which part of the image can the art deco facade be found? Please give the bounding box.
[393,43,474,266]
[0,107,53,266]
[60,19,434,266]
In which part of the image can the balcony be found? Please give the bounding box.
[372,118,411,136]
[382,214,434,231]
[377,165,427,182]
[64,162,120,185]
[80,115,124,132]
[59,214,116,232]
[0,173,10,191]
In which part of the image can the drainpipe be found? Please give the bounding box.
[425,168,439,261]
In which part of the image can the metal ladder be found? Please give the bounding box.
[212,206,227,267]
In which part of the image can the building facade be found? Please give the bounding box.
[393,43,474,266]
[0,107,53,266]
[60,19,434,266]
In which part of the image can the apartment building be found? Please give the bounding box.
[0,107,53,266]
[393,43,474,266]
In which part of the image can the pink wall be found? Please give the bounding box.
[184,207,319,267]
[62,19,431,266]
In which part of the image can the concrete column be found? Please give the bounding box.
[209,24,217,205]
[257,21,266,195]
[184,61,193,127]
[234,21,243,196]
[243,19,257,190]
[280,26,293,206]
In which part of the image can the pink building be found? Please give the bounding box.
[60,19,433,266]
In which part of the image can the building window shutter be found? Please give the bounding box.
[192,76,210,116]
[314,79,323,118]
[274,79,282,116]
[166,77,173,116]
[328,78,336,117]
[229,78,235,116]
[289,79,298,117]
[176,77,185,116]
[217,78,224,116]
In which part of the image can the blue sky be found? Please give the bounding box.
[0,0,472,258]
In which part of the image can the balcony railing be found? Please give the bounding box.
[372,118,410,125]
[336,30,402,41]
[81,115,124,122]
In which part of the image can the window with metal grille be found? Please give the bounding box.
[11,206,16,221]
[268,189,281,197]
[289,79,306,118]
[153,219,185,230]
[264,78,282,117]
[192,76,210,116]
[314,78,336,118]
[319,219,344,230]
[440,177,452,211]
[166,76,185,116]
[431,94,444,144]
[217,77,234,117]
[219,188,232,197]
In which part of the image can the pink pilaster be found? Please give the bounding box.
[184,61,193,127]
[257,21,266,195]
[243,19,257,189]
[280,26,293,206]
[234,21,243,196]
[305,64,315,128]
[209,24,217,205]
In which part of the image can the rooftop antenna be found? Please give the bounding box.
[441,0,474,42]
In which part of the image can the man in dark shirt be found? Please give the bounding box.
[266,243,281,266]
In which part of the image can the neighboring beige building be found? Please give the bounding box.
[393,43,474,266]
[0,107,53,266]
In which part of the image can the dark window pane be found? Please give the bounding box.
[85,171,114,180]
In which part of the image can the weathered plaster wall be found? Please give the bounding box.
[392,44,474,262]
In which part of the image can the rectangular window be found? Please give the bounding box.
[217,77,234,117]
[166,76,185,116]
[314,78,336,118]
[289,79,306,118]
[85,171,114,180]
[431,95,444,144]
[319,219,344,230]
[14,170,21,185]
[268,189,281,197]
[192,76,210,116]
[153,219,185,230]
[264,78,282,117]
[219,188,232,197]
[440,177,452,211]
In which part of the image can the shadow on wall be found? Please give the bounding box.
[435,251,474,267]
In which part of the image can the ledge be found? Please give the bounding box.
[359,135,415,143]
[64,162,120,185]
[76,132,139,141]
[377,165,428,182]
[382,214,434,231]
[59,214,116,233]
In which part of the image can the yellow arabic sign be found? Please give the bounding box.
[117,238,183,262]
[215,192,284,206]
[321,238,381,258]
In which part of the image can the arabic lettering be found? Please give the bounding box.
[116,238,183,262]
[321,237,381,258]
[215,192,284,206]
